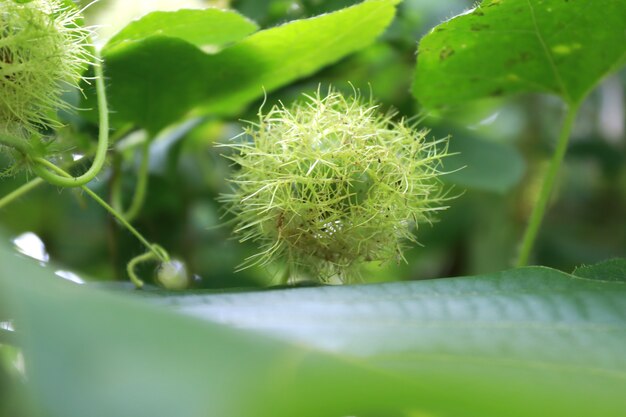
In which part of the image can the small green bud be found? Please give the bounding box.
[0,0,93,140]
[156,260,190,291]
[221,87,451,282]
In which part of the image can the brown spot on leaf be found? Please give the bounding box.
[504,58,517,68]
[439,46,455,61]
[470,23,491,31]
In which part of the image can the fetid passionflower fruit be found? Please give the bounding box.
[220,87,451,282]
[0,0,92,141]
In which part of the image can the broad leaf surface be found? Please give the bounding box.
[1,246,626,416]
[104,9,259,55]
[100,0,399,133]
[413,0,626,108]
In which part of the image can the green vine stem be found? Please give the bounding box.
[516,103,580,267]
[0,177,44,210]
[30,53,109,188]
[0,132,31,155]
[36,161,168,266]
[127,244,170,288]
[111,139,150,222]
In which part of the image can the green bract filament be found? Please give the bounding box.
[221,88,451,282]
[0,0,93,140]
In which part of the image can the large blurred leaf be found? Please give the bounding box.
[0,250,411,417]
[413,0,626,108]
[2,246,626,417]
[100,0,399,133]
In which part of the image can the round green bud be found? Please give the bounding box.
[0,0,92,140]
[221,87,450,282]
[156,260,190,291]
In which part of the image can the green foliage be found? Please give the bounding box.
[98,0,400,133]
[221,88,449,281]
[1,0,625,415]
[2,248,626,417]
[414,0,626,107]
[413,0,626,267]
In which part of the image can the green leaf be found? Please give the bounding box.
[0,250,409,417]
[2,245,626,417]
[100,0,399,134]
[442,131,525,193]
[413,0,626,108]
[103,9,259,56]
[102,9,258,55]
[573,258,626,282]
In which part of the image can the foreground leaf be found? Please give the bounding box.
[100,0,399,133]
[413,0,626,108]
[1,245,625,416]
[0,250,410,417]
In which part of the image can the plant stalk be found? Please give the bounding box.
[0,177,44,210]
[112,139,150,222]
[0,133,30,155]
[31,54,109,187]
[516,103,580,267]
[37,161,167,263]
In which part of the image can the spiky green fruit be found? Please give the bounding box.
[0,0,92,140]
[221,88,451,282]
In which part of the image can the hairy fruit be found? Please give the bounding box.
[0,0,92,140]
[221,88,450,282]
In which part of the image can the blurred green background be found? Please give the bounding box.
[0,0,624,290]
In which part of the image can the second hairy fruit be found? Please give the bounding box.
[0,0,93,141]
[221,87,451,282]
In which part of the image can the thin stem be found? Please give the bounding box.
[516,103,580,267]
[36,161,167,264]
[126,251,155,288]
[112,140,150,222]
[0,132,30,155]
[127,244,170,288]
[124,140,150,221]
[31,53,109,187]
[0,177,44,210]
